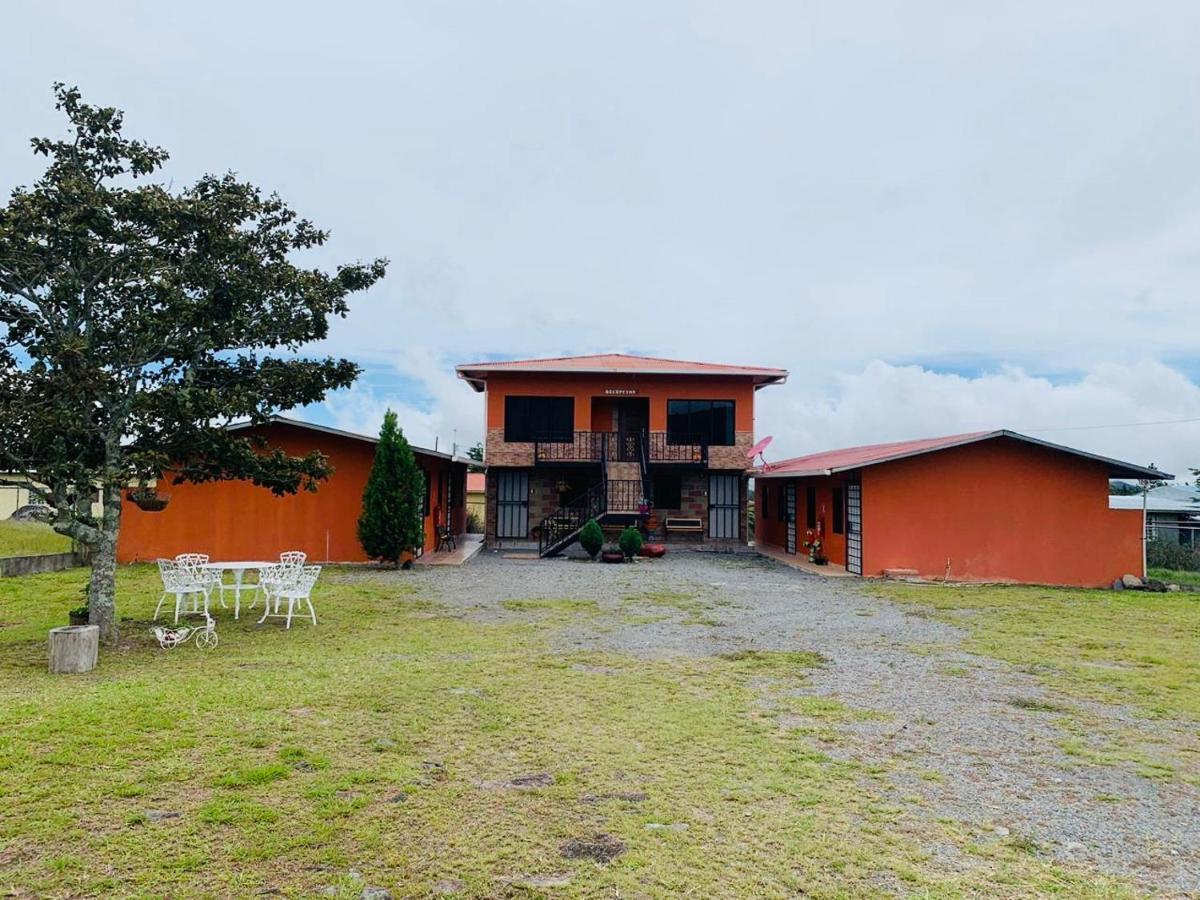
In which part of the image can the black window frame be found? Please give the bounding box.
[504,396,574,443]
[805,485,816,528]
[422,468,431,517]
[832,486,844,534]
[665,399,735,446]
[778,484,789,522]
[653,472,683,509]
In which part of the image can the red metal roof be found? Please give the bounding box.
[456,353,788,391]
[755,430,1168,481]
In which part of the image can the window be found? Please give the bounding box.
[653,472,683,509]
[422,469,430,517]
[832,486,844,534]
[778,485,789,522]
[805,486,816,528]
[504,396,574,443]
[666,399,734,445]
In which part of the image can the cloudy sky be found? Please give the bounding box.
[5,1,1200,477]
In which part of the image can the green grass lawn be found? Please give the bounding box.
[0,567,1135,898]
[873,582,1200,722]
[1148,567,1200,588]
[0,520,73,558]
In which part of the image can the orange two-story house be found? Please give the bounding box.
[456,354,788,555]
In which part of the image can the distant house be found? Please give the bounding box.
[118,416,468,563]
[754,430,1165,587]
[456,353,788,554]
[0,476,104,520]
[1110,484,1200,546]
[465,472,486,526]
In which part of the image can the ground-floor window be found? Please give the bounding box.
[653,472,683,509]
[832,486,844,534]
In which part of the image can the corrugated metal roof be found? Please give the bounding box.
[1110,484,1200,513]
[755,429,1169,481]
[225,415,457,462]
[456,353,788,391]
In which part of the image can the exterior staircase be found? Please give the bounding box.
[537,431,654,557]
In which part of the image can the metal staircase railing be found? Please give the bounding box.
[537,478,647,557]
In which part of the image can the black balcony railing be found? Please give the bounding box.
[533,431,605,464]
[649,432,707,465]
[533,430,708,466]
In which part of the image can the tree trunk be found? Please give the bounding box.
[88,487,123,645]
[49,625,99,674]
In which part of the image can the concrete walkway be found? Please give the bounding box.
[418,533,484,567]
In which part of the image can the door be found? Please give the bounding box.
[495,471,529,539]
[785,484,796,554]
[708,474,740,540]
[614,398,649,461]
[845,482,862,575]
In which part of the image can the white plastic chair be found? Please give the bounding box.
[257,565,320,628]
[154,558,215,623]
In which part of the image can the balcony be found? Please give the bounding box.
[532,431,708,466]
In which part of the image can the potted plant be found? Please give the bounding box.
[128,486,170,512]
[618,526,644,560]
[601,543,625,564]
[802,528,827,565]
[69,604,89,626]
[579,519,604,560]
[639,543,667,559]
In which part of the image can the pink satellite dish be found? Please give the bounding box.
[746,435,773,466]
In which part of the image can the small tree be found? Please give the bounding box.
[358,410,426,568]
[0,85,386,643]
[579,519,604,559]
[465,442,484,473]
[618,526,643,559]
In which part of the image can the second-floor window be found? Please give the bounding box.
[666,399,734,446]
[504,396,574,443]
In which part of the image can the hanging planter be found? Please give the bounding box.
[129,488,170,512]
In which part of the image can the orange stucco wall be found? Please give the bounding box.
[755,475,849,564]
[117,423,466,563]
[755,437,1143,587]
[860,439,1141,586]
[484,373,757,433]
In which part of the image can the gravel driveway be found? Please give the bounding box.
[407,549,1199,894]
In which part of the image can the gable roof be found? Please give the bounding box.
[754,430,1169,481]
[456,353,788,392]
[225,415,457,462]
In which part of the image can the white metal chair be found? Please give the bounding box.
[154,558,216,623]
[279,551,307,567]
[175,553,229,608]
[257,565,320,628]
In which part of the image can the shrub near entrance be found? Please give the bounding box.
[579,519,604,559]
[618,526,643,560]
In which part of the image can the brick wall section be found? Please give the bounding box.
[486,466,748,548]
[708,432,754,470]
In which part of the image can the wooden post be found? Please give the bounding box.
[48,625,99,674]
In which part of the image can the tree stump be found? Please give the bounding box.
[48,625,99,674]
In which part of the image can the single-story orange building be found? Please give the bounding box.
[754,430,1166,587]
[118,416,467,564]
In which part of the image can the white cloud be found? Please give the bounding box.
[757,359,1200,479]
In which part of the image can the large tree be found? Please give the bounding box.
[0,85,386,643]
[358,410,426,568]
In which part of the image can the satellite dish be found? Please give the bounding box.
[747,435,773,467]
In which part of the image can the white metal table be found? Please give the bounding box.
[199,561,274,619]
